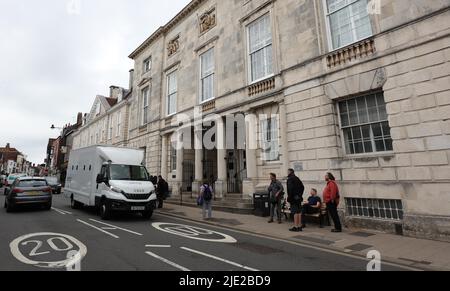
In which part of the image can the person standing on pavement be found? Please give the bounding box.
[268,173,284,224]
[287,169,305,232]
[199,180,213,220]
[323,172,342,233]
[156,175,169,209]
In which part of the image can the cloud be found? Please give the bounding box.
[0,0,191,164]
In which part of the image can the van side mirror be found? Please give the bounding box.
[96,174,105,184]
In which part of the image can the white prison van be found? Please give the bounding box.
[65,146,157,220]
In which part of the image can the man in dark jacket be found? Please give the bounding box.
[156,176,169,209]
[287,169,305,232]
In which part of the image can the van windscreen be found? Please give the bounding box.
[109,165,149,181]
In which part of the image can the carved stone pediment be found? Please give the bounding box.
[199,9,216,34]
[168,36,180,57]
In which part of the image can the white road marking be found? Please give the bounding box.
[145,245,172,248]
[51,208,72,215]
[89,219,143,236]
[156,213,422,271]
[10,233,87,269]
[77,219,119,239]
[152,222,237,243]
[51,208,66,215]
[145,251,190,271]
[52,207,73,215]
[181,247,259,271]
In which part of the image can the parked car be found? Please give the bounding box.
[65,146,157,220]
[0,174,6,187]
[4,174,26,194]
[45,176,62,194]
[4,177,52,212]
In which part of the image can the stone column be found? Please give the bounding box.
[279,101,289,174]
[243,113,257,198]
[192,129,203,195]
[172,134,184,197]
[215,117,227,199]
[160,135,168,179]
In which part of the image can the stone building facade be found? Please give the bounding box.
[72,86,131,150]
[73,0,450,241]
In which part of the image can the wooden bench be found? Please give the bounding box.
[282,200,330,228]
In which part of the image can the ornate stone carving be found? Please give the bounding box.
[199,9,216,34]
[248,77,276,96]
[202,99,216,113]
[326,38,376,68]
[167,36,180,57]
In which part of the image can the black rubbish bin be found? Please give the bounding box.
[253,192,270,217]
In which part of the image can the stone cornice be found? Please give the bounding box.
[129,0,205,59]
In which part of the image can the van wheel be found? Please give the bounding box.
[71,197,83,209]
[142,210,153,220]
[44,203,52,211]
[100,200,112,220]
[6,201,15,213]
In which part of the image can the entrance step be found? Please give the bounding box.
[166,196,254,215]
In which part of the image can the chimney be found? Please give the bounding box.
[129,69,135,90]
[77,112,83,125]
[109,86,120,99]
[6,143,10,149]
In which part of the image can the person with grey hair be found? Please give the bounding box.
[268,173,284,224]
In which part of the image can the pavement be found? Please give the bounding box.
[163,201,450,271]
[0,188,418,271]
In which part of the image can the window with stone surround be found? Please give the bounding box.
[170,142,177,171]
[108,115,113,140]
[143,57,152,74]
[260,115,280,161]
[95,102,101,116]
[200,48,215,103]
[167,71,177,116]
[141,87,150,125]
[102,119,106,142]
[116,111,122,137]
[248,13,273,83]
[324,0,373,50]
[338,92,393,155]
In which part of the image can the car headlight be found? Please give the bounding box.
[110,186,125,194]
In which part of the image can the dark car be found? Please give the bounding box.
[4,177,52,212]
[45,176,62,194]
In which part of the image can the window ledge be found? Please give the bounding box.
[202,99,216,113]
[326,38,376,68]
[139,125,147,132]
[263,161,282,166]
[342,152,395,160]
[248,76,276,97]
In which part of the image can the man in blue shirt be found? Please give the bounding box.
[301,189,322,228]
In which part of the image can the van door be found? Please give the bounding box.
[94,165,108,204]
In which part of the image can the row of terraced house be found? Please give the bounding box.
[71,0,450,241]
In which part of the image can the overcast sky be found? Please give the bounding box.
[0,0,190,164]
